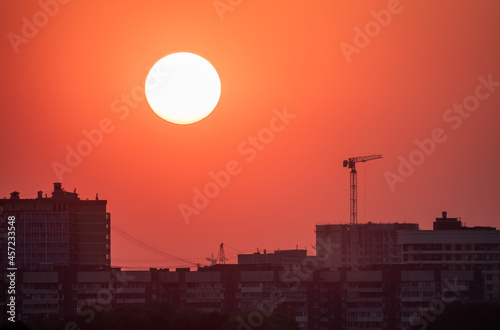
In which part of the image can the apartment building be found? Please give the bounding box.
[2,264,485,330]
[398,212,500,301]
[315,222,419,269]
[0,183,110,270]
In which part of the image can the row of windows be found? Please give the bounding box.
[403,244,500,251]
[184,302,222,309]
[347,292,384,299]
[238,292,266,298]
[22,304,60,310]
[401,311,417,318]
[20,232,67,237]
[346,282,382,289]
[117,293,146,299]
[345,302,383,308]
[401,301,427,308]
[346,321,384,327]
[24,294,60,300]
[20,212,68,219]
[17,223,68,231]
[186,282,222,288]
[74,282,147,290]
[22,284,59,290]
[20,253,68,259]
[341,245,395,252]
[186,292,223,299]
[342,258,388,264]
[401,291,436,298]
[401,282,435,288]
[75,283,109,290]
[346,311,382,318]
[17,243,68,248]
[405,254,500,261]
[239,282,275,288]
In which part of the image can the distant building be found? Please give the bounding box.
[0,183,110,270]
[433,211,497,231]
[399,211,500,300]
[315,222,419,269]
[238,248,309,267]
[1,264,485,330]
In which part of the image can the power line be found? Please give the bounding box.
[223,243,243,254]
[111,225,197,267]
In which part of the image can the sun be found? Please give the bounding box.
[145,52,221,124]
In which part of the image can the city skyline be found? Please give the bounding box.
[2,188,500,329]
[2,0,500,271]
[1,182,496,272]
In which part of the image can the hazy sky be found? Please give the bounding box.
[1,0,500,269]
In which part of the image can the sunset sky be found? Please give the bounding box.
[1,0,500,269]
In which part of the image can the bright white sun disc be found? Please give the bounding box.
[145,52,221,124]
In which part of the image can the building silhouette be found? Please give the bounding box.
[2,263,486,329]
[1,182,500,330]
[399,211,500,301]
[0,183,110,270]
[315,222,419,269]
[238,248,309,267]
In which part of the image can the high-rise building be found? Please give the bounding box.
[0,183,110,270]
[315,222,419,269]
[398,211,500,300]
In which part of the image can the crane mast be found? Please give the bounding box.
[343,154,382,225]
[206,243,227,266]
[217,243,227,264]
[343,154,382,268]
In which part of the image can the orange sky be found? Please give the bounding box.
[1,0,500,269]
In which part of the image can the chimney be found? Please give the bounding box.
[37,191,43,199]
[442,211,447,219]
[54,182,62,191]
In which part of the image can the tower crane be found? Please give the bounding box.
[205,243,228,266]
[217,243,227,264]
[343,154,382,225]
[205,253,217,266]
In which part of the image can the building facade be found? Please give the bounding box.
[0,264,485,330]
[0,183,110,270]
[398,212,500,301]
[316,222,419,269]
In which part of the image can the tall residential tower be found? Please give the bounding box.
[0,183,110,270]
